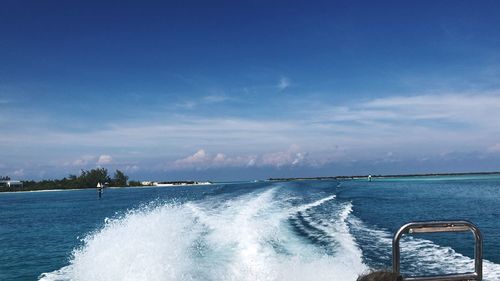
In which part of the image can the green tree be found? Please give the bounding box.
[128,180,141,186]
[3,169,133,192]
[78,168,111,188]
[112,170,128,187]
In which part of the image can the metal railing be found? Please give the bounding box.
[392,221,482,281]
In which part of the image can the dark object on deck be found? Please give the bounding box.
[392,221,482,281]
[357,271,403,281]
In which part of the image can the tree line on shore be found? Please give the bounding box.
[1,168,137,192]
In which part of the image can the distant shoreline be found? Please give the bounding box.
[0,188,88,194]
[3,171,500,193]
[0,183,211,193]
[268,171,500,182]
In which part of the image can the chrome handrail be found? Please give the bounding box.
[392,221,482,281]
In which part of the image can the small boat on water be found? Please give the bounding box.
[96,182,104,198]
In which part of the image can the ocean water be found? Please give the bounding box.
[0,176,499,281]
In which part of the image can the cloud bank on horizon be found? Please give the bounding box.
[1,1,500,180]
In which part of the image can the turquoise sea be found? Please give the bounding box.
[1,176,500,280]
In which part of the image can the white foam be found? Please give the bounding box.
[40,189,367,281]
[293,201,366,273]
[40,204,204,281]
[293,194,337,213]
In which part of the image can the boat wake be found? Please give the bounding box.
[38,184,500,281]
[39,187,366,281]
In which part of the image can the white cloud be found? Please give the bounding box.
[308,92,500,150]
[175,94,230,110]
[13,169,24,177]
[125,165,140,172]
[292,153,305,165]
[488,143,500,153]
[97,154,113,165]
[310,93,500,127]
[172,149,252,170]
[169,146,307,170]
[363,93,500,124]
[261,145,306,167]
[278,76,290,91]
[175,101,197,109]
[203,95,229,103]
[247,158,256,167]
[173,149,209,168]
[72,155,96,166]
[213,153,226,163]
[4,91,500,175]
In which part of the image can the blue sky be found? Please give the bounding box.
[2,1,500,181]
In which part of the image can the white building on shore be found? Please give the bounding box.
[0,180,23,189]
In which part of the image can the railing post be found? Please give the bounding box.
[392,221,482,281]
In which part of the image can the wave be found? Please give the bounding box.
[39,188,366,281]
[292,194,337,213]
